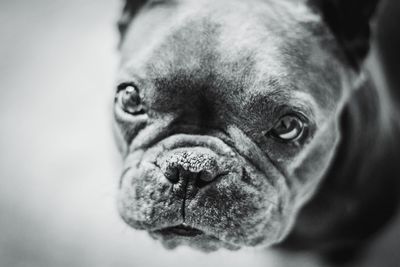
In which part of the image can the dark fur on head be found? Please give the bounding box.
[114,0,400,264]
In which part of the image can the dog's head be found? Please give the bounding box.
[114,0,380,251]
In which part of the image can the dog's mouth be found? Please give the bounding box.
[155,224,204,237]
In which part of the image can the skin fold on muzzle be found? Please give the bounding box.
[118,132,291,251]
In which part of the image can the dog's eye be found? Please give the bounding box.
[269,115,305,142]
[115,84,146,115]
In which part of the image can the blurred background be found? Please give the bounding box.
[0,0,399,266]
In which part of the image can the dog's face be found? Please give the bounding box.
[114,0,374,251]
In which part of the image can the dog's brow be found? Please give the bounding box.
[250,88,318,118]
[289,91,318,111]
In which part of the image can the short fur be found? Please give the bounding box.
[113,0,400,264]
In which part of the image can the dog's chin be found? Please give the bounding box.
[149,225,241,252]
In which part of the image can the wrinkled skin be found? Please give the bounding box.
[114,0,363,252]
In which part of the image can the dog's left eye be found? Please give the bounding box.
[115,84,146,115]
[269,115,305,142]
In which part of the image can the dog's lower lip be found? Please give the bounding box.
[156,224,204,237]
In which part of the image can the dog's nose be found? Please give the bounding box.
[158,148,221,198]
[164,163,217,187]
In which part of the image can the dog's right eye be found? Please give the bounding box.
[115,84,146,115]
[268,114,307,143]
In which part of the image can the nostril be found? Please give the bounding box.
[163,165,217,188]
[198,170,215,182]
[164,165,179,184]
[195,171,216,188]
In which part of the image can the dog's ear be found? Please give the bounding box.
[117,0,147,42]
[308,0,382,69]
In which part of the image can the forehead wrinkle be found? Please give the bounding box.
[272,35,343,113]
[246,87,317,115]
[246,67,329,113]
[143,18,222,83]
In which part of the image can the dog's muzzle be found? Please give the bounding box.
[118,134,285,250]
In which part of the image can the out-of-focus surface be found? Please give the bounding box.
[0,0,398,266]
[376,0,400,104]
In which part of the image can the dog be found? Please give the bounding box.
[113,0,400,264]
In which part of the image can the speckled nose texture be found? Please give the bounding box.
[156,147,229,198]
